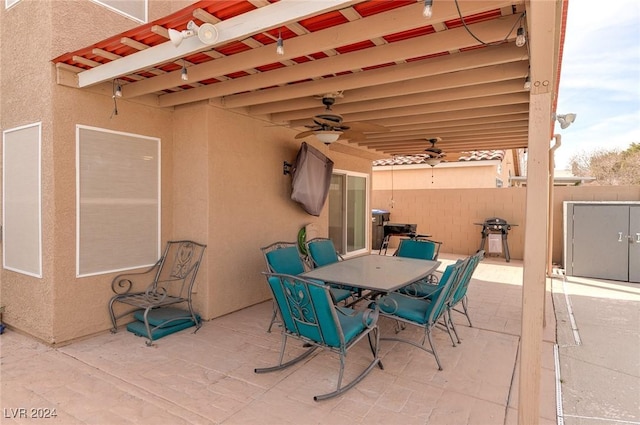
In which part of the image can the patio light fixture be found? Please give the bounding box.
[554,113,577,129]
[422,0,433,19]
[276,30,284,55]
[168,20,218,47]
[516,26,526,47]
[315,130,341,145]
[113,79,122,97]
[181,61,188,81]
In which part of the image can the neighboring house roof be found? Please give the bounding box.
[373,150,505,167]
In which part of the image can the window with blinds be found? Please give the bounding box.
[3,122,42,277]
[76,125,160,277]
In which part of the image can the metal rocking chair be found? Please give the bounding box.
[255,272,382,401]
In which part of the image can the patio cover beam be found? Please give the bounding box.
[288,92,530,126]
[119,0,518,99]
[248,61,528,115]
[157,15,521,107]
[273,79,526,122]
[76,0,362,88]
[225,43,526,111]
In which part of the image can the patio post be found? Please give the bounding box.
[519,92,552,425]
[518,1,563,422]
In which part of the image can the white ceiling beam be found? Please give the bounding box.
[224,43,526,110]
[342,104,530,128]
[287,92,529,126]
[120,0,515,98]
[360,131,529,146]
[159,15,521,107]
[361,121,529,141]
[272,79,526,122]
[249,61,528,115]
[76,0,363,88]
[380,114,529,133]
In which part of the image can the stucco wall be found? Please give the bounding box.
[372,185,640,264]
[0,0,181,343]
[172,103,373,321]
[1,0,373,345]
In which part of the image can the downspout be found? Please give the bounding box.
[548,134,561,277]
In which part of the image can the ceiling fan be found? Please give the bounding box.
[294,95,388,144]
[424,137,445,166]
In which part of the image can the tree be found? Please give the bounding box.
[570,143,640,185]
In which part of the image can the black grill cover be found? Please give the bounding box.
[290,142,334,216]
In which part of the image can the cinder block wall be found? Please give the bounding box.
[372,188,526,259]
[372,186,640,264]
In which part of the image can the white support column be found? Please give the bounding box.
[518,0,563,421]
[519,91,552,425]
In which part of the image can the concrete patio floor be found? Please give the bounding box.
[1,254,638,424]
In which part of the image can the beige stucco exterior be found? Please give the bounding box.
[0,1,372,344]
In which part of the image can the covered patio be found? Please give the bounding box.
[2,1,570,424]
[3,256,639,424]
[2,256,559,424]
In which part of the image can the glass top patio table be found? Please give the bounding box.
[302,255,441,293]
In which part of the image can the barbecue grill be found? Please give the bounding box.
[475,217,517,262]
[379,223,431,254]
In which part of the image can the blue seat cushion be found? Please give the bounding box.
[330,286,353,303]
[335,307,372,346]
[377,292,433,324]
[133,307,200,327]
[127,319,195,340]
[399,281,440,298]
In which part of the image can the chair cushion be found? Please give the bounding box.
[330,286,353,303]
[126,319,195,340]
[268,276,297,332]
[335,307,370,346]
[396,240,436,260]
[308,240,339,267]
[399,281,440,298]
[265,246,305,275]
[133,307,200,327]
[377,292,433,324]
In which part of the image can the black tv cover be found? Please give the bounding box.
[290,142,334,216]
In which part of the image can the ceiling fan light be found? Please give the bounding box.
[425,157,441,167]
[315,130,341,144]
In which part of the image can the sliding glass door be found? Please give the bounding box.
[329,170,369,257]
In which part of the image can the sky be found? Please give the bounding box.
[554,0,640,169]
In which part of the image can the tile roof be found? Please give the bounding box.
[373,150,505,166]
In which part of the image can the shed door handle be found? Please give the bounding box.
[636,233,640,243]
[618,232,623,242]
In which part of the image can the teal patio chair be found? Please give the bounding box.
[261,241,351,332]
[372,261,465,370]
[395,238,442,261]
[394,238,443,289]
[306,237,361,300]
[446,250,484,341]
[255,272,382,401]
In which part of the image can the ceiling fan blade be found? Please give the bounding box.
[338,129,366,141]
[344,121,390,133]
[295,130,316,139]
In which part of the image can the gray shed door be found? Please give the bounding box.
[572,205,629,281]
[630,206,640,283]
